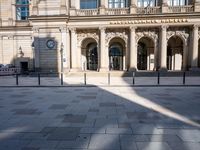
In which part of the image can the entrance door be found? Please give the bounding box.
[137,42,147,70]
[109,45,123,70]
[87,46,98,70]
[20,62,28,74]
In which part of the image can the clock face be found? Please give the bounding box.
[46,40,55,49]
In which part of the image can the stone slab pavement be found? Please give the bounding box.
[0,86,200,150]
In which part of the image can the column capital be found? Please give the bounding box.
[130,26,137,31]
[193,24,199,30]
[32,27,39,33]
[59,26,68,32]
[99,27,106,32]
[69,27,76,33]
[161,25,169,31]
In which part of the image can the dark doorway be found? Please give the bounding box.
[20,62,28,74]
[137,42,147,70]
[86,44,98,71]
[167,47,173,70]
[109,44,123,70]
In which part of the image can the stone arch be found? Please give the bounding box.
[81,38,99,71]
[167,35,184,70]
[108,37,126,71]
[137,36,155,70]
[167,31,188,46]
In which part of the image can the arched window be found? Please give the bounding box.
[168,0,188,6]
[80,0,99,9]
[16,0,29,20]
[108,0,129,8]
[137,0,157,7]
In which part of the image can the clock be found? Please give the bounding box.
[46,39,55,49]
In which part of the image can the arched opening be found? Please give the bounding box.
[81,38,98,71]
[198,39,200,68]
[167,36,183,71]
[109,38,125,71]
[137,37,154,70]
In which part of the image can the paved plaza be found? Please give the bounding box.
[0,85,200,150]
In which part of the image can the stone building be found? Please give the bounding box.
[0,0,200,73]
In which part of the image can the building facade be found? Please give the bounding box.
[0,0,200,73]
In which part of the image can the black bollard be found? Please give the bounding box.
[157,71,160,85]
[183,71,186,85]
[84,73,86,85]
[61,73,63,85]
[133,71,135,85]
[108,72,110,85]
[16,74,18,85]
[38,73,40,86]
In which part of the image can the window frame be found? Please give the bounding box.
[137,0,158,7]
[80,0,99,9]
[167,0,188,6]
[108,0,129,8]
[16,0,29,21]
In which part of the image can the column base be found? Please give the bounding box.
[99,67,109,72]
[159,68,168,72]
[70,68,82,72]
[189,67,200,72]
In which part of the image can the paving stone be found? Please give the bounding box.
[13,100,30,105]
[99,102,116,107]
[77,95,96,100]
[22,133,46,140]
[120,135,149,142]
[62,114,87,123]
[177,130,200,142]
[120,141,138,150]
[106,128,133,134]
[48,104,68,110]
[21,147,40,150]
[80,127,106,134]
[136,142,172,150]
[88,108,99,112]
[118,123,131,128]
[12,109,40,115]
[88,134,120,150]
[28,140,59,149]
[148,134,182,142]
[167,142,200,150]
[47,127,80,140]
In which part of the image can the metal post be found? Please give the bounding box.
[16,74,18,85]
[133,71,135,85]
[38,73,40,86]
[157,71,160,85]
[183,71,186,85]
[108,72,110,85]
[84,73,86,85]
[61,73,63,85]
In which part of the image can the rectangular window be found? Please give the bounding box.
[80,0,98,9]
[16,0,29,20]
[137,0,157,7]
[167,0,188,6]
[108,0,128,8]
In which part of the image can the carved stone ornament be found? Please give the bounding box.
[198,31,200,39]
[77,29,99,47]
[167,30,189,46]
[135,29,158,44]
[105,29,128,47]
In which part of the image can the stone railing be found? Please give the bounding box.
[137,7,161,14]
[106,8,129,15]
[76,9,98,16]
[168,5,194,13]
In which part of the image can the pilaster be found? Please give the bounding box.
[191,24,199,69]
[160,25,168,71]
[0,36,3,64]
[32,27,40,71]
[99,0,106,15]
[99,27,108,72]
[194,0,200,12]
[130,0,137,14]
[60,0,67,14]
[129,26,137,71]
[162,0,168,13]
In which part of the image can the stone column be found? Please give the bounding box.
[191,25,199,69]
[194,0,200,12]
[162,0,168,13]
[60,26,69,72]
[100,0,106,15]
[32,0,38,15]
[60,0,67,14]
[70,0,77,16]
[129,26,137,71]
[154,40,158,71]
[130,0,137,14]
[70,28,80,71]
[32,27,40,71]
[0,36,3,64]
[99,27,108,71]
[66,28,71,71]
[160,25,168,70]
